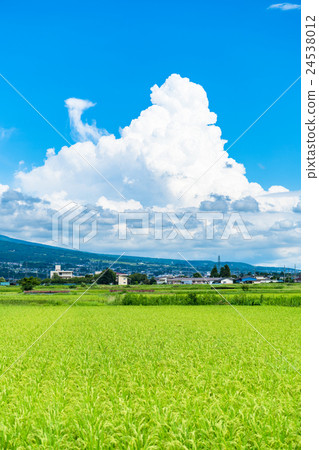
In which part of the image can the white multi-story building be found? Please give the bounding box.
[117,273,128,285]
[50,265,74,279]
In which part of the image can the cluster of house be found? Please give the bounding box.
[49,265,299,285]
[156,276,233,285]
[156,276,273,285]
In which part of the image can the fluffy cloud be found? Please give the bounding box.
[2,74,300,265]
[232,196,259,213]
[268,3,301,11]
[17,74,299,212]
[97,197,142,212]
[200,196,229,212]
[0,184,9,196]
[0,188,53,242]
[65,98,108,143]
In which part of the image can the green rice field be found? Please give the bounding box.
[0,285,301,448]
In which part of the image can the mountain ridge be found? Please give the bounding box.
[0,234,297,279]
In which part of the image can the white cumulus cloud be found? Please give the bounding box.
[17,74,298,213]
[0,184,9,197]
[3,74,300,264]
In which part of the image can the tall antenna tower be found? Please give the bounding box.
[218,255,221,271]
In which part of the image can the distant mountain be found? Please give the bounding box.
[0,234,296,279]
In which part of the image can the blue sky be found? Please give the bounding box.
[0,0,300,188]
[0,1,301,266]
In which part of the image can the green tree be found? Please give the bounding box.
[210,265,219,277]
[19,276,41,291]
[220,264,231,278]
[193,272,202,278]
[149,276,157,285]
[129,273,149,285]
[51,274,64,284]
[96,268,116,285]
[42,277,51,285]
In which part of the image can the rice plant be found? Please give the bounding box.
[0,304,300,448]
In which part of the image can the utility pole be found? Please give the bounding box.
[218,255,221,272]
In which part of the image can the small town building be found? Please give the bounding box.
[117,273,129,285]
[235,276,271,284]
[50,265,74,279]
[156,276,173,284]
[238,276,257,284]
[220,278,233,284]
[192,278,209,285]
[180,278,193,285]
[158,277,227,285]
[254,276,272,284]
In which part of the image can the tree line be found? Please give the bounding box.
[18,269,157,291]
[209,264,231,278]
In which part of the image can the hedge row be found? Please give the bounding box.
[114,292,301,307]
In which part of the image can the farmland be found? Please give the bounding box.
[0,282,301,307]
[0,285,301,448]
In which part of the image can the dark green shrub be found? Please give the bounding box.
[186,293,198,305]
